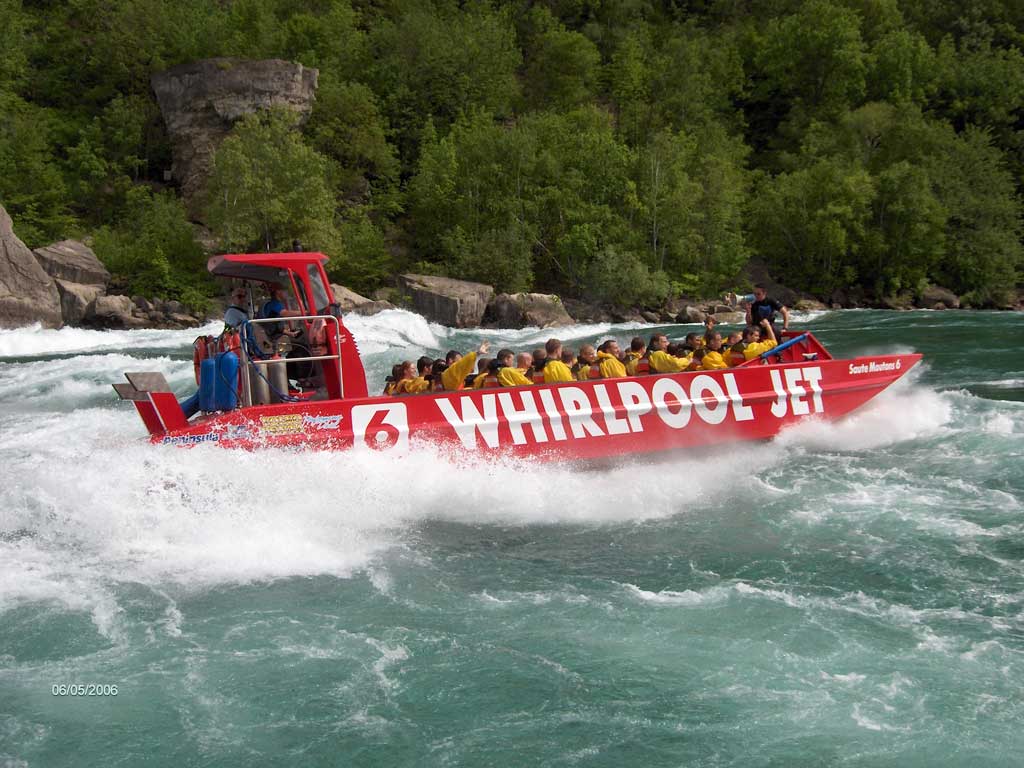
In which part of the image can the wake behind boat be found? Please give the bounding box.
[114,251,921,458]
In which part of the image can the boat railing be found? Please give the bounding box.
[238,314,343,407]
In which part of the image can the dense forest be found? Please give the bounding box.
[1,0,1022,309]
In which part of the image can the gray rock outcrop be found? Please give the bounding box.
[350,300,395,316]
[33,240,111,326]
[485,292,575,328]
[55,280,105,326]
[331,284,372,311]
[33,240,110,286]
[678,305,707,324]
[152,58,319,217]
[0,204,63,328]
[918,285,960,310]
[396,274,494,328]
[85,295,142,328]
[329,283,393,316]
[710,310,746,324]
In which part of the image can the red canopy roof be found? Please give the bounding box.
[207,252,329,281]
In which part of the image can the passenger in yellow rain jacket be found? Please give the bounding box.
[624,337,646,376]
[441,341,490,391]
[741,320,778,361]
[470,357,492,389]
[541,338,576,383]
[596,340,627,378]
[722,331,743,365]
[383,363,403,395]
[701,332,730,370]
[389,361,411,395]
[575,345,598,381]
[682,333,703,355]
[498,351,534,386]
[646,334,692,373]
[395,356,433,394]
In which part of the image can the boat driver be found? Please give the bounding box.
[260,283,303,338]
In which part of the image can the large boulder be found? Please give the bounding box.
[330,284,371,311]
[794,298,828,312]
[85,295,138,328]
[396,274,494,328]
[561,298,612,324]
[711,311,746,325]
[677,305,707,324]
[880,292,914,310]
[918,284,960,310]
[33,240,110,286]
[151,58,318,217]
[485,292,575,329]
[329,283,394,316]
[55,280,106,326]
[0,204,63,328]
[350,300,395,316]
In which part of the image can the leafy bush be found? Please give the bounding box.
[206,109,341,256]
[92,187,212,310]
[584,248,669,307]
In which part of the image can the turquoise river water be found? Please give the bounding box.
[0,309,1022,766]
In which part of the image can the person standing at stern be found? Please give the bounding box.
[745,284,790,340]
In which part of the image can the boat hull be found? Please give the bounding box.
[150,354,922,459]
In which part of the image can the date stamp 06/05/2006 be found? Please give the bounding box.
[51,684,118,697]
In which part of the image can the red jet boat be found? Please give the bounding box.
[114,251,922,459]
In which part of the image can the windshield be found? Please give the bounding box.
[307,265,330,311]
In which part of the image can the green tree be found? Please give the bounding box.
[522,7,601,111]
[755,0,868,117]
[330,207,393,294]
[366,2,521,164]
[607,30,652,145]
[0,93,75,246]
[926,127,1022,305]
[749,159,874,295]
[306,79,400,208]
[206,110,340,254]
[867,27,938,103]
[0,0,29,90]
[92,187,211,308]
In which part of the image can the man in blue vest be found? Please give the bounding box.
[260,284,303,338]
[745,284,790,340]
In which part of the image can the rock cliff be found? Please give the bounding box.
[484,293,575,328]
[396,274,494,328]
[0,204,63,328]
[152,58,318,217]
[33,240,112,325]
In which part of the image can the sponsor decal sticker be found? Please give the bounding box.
[303,414,343,431]
[849,360,901,375]
[224,424,254,441]
[162,432,219,446]
[260,413,304,436]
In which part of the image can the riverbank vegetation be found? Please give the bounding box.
[1,0,1021,307]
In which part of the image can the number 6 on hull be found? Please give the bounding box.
[350,403,409,451]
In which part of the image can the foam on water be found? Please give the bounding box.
[1,309,1022,766]
[0,321,221,359]
[775,369,954,452]
[0,312,990,600]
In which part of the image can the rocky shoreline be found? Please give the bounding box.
[1,202,1016,335]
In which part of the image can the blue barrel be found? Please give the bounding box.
[180,390,201,419]
[213,351,240,411]
[199,358,217,412]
